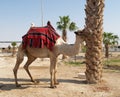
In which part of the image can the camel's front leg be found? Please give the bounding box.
[50,57,58,88]
[54,59,59,85]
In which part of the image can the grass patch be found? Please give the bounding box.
[103,58,120,66]
[64,61,85,66]
[103,58,120,71]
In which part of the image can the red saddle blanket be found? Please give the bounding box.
[22,21,60,50]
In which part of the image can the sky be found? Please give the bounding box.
[0,0,120,44]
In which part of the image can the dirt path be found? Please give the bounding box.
[0,57,120,97]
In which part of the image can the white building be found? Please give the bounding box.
[109,45,120,52]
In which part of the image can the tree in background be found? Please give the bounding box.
[7,45,11,53]
[103,32,119,58]
[56,16,77,42]
[11,42,17,56]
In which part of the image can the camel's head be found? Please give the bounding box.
[74,29,86,42]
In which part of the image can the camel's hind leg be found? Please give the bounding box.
[23,54,36,83]
[13,45,24,87]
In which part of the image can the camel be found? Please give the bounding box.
[13,30,84,88]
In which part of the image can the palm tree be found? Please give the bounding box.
[84,0,105,83]
[103,32,119,58]
[56,16,77,42]
[11,42,17,56]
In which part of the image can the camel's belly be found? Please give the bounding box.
[26,46,51,58]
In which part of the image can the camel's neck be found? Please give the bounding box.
[56,36,81,56]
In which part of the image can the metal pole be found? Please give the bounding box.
[41,0,44,26]
[40,0,44,61]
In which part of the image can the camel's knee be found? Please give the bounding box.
[50,69,55,75]
[13,57,24,74]
[17,54,24,62]
[23,65,28,70]
[13,63,20,75]
[13,68,17,74]
[54,69,57,73]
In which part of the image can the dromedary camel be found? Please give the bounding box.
[13,29,84,88]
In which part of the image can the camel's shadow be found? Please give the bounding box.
[0,78,31,91]
[39,78,87,84]
[0,77,86,91]
[0,83,28,91]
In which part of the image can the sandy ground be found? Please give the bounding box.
[0,55,120,97]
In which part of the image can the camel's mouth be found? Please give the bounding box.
[74,31,79,35]
[74,30,83,36]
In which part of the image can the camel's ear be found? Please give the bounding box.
[74,31,81,36]
[74,30,85,35]
[74,31,78,35]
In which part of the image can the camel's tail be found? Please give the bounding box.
[15,44,25,65]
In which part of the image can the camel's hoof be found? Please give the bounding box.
[50,85,57,89]
[16,84,21,87]
[34,80,40,84]
[31,80,39,84]
[55,82,59,85]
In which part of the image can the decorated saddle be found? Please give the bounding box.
[22,21,60,50]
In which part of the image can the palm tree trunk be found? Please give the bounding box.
[105,44,109,58]
[62,30,67,59]
[84,0,104,83]
[62,30,67,42]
